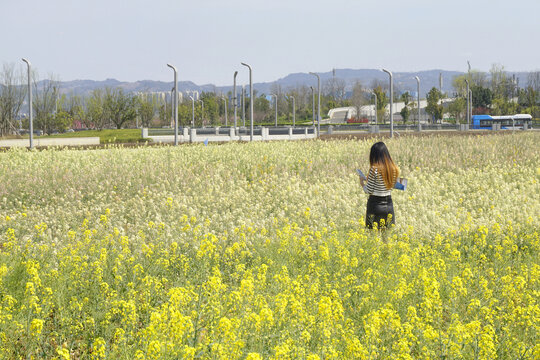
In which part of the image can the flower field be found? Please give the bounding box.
[0,132,539,359]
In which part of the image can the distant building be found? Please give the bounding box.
[135,91,185,104]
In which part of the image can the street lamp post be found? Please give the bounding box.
[415,76,421,132]
[170,87,174,129]
[222,96,228,126]
[22,58,33,149]
[372,91,378,124]
[271,94,278,127]
[382,69,394,138]
[310,86,315,125]
[465,79,470,127]
[167,63,178,145]
[309,72,321,136]
[241,62,253,141]
[233,71,238,129]
[469,88,473,124]
[242,85,246,127]
[290,95,295,127]
[189,96,195,127]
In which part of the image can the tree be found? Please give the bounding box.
[137,94,156,128]
[104,87,137,129]
[254,95,270,123]
[52,110,73,132]
[324,76,346,103]
[372,86,388,124]
[489,64,516,115]
[350,81,368,121]
[63,93,85,129]
[269,83,287,116]
[33,74,60,134]
[400,106,410,123]
[426,87,443,123]
[447,97,466,123]
[200,92,219,126]
[0,63,26,136]
[452,71,488,96]
[525,72,540,118]
[470,85,492,109]
[86,89,106,130]
[177,102,192,127]
[400,92,411,123]
[490,64,511,100]
[158,95,172,127]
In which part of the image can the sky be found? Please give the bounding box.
[2,0,539,86]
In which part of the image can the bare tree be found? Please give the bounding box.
[158,95,172,127]
[0,63,26,136]
[350,81,368,119]
[323,77,346,102]
[490,64,510,100]
[63,93,85,128]
[86,89,106,130]
[526,71,540,118]
[32,73,60,135]
[269,82,288,115]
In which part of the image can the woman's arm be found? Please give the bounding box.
[359,175,366,188]
[363,167,377,194]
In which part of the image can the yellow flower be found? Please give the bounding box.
[56,347,70,360]
[30,318,44,337]
[91,337,106,360]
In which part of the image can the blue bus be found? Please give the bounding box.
[472,114,532,130]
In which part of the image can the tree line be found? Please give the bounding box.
[2,63,540,136]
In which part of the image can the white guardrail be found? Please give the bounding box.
[0,137,100,148]
[142,127,317,143]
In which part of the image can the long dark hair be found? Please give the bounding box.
[369,141,399,189]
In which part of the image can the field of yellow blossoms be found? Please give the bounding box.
[0,132,539,359]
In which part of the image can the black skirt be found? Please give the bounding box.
[365,195,395,229]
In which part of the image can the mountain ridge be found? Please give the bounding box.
[50,69,531,98]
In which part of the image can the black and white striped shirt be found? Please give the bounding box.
[363,167,392,196]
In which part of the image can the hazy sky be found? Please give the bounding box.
[2,0,539,85]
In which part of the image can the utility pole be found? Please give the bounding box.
[242,85,246,127]
[465,79,470,126]
[233,71,238,129]
[310,86,315,125]
[222,96,228,126]
[189,96,194,127]
[241,62,253,141]
[22,58,33,148]
[372,91,378,124]
[415,76,421,131]
[309,73,321,137]
[166,64,178,145]
[382,69,394,138]
[290,95,295,127]
[271,94,278,126]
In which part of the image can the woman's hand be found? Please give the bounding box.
[359,177,365,188]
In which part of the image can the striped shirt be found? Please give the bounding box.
[363,167,393,196]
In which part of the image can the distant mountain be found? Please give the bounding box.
[51,69,531,98]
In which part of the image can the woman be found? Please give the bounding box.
[359,141,399,229]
